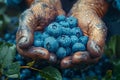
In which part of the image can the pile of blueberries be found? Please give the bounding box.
[0,16,113,80]
[34,15,88,59]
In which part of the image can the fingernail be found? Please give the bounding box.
[49,53,57,63]
[72,52,89,63]
[61,56,73,68]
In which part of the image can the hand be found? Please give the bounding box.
[16,0,65,63]
[61,0,109,68]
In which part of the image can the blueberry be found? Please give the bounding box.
[7,40,13,43]
[81,73,86,80]
[11,35,15,40]
[79,36,89,45]
[56,47,67,59]
[12,0,22,4]
[4,33,11,40]
[70,35,79,46]
[57,35,71,47]
[56,15,66,22]
[18,60,25,66]
[88,70,96,77]
[46,22,62,37]
[61,27,72,35]
[41,32,49,40]
[0,38,2,41]
[21,69,31,77]
[71,27,83,38]
[34,39,43,47]
[34,31,42,39]
[15,54,23,60]
[62,77,71,80]
[36,74,44,80]
[44,37,59,52]
[66,47,71,56]
[63,69,75,77]
[28,76,36,80]
[59,21,70,28]
[5,0,22,6]
[66,16,78,28]
[20,73,26,79]
[72,43,86,52]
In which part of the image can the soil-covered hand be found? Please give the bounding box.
[16,0,65,63]
[61,0,109,68]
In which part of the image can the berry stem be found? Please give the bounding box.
[20,66,43,73]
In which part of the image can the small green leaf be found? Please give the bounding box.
[113,60,120,74]
[104,35,120,58]
[104,70,112,80]
[3,62,20,78]
[40,66,62,80]
[2,43,16,68]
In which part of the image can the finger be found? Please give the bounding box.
[87,16,107,58]
[72,51,100,64]
[61,56,73,68]
[16,9,34,48]
[17,46,50,60]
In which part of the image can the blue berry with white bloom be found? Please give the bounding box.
[71,27,83,38]
[46,22,62,37]
[70,35,79,46]
[41,32,49,40]
[72,43,86,52]
[79,36,89,45]
[59,21,70,28]
[56,15,66,22]
[66,16,78,28]
[4,33,11,40]
[34,39,43,47]
[44,37,59,52]
[57,35,71,47]
[61,27,72,35]
[66,47,71,56]
[63,69,75,77]
[56,47,67,59]
[34,31,42,39]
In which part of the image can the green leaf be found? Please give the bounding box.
[2,43,16,68]
[113,60,120,74]
[3,62,20,78]
[40,66,62,80]
[104,70,112,80]
[0,42,16,76]
[104,35,120,58]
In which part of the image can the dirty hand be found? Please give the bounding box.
[61,0,109,68]
[16,0,65,63]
